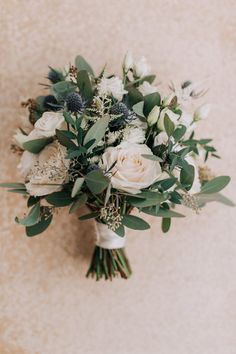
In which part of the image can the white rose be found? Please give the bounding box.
[33,111,65,137]
[147,106,160,126]
[134,57,150,77]
[101,142,162,194]
[19,142,69,196]
[194,103,211,121]
[139,81,158,96]
[98,77,127,101]
[154,131,169,146]
[123,51,133,72]
[157,108,180,131]
[123,127,146,144]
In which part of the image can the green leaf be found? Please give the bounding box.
[196,193,235,207]
[164,114,175,137]
[83,116,109,151]
[15,203,40,226]
[173,125,187,141]
[71,177,84,198]
[63,111,76,128]
[23,138,53,154]
[132,101,145,118]
[56,129,77,149]
[69,193,88,213]
[154,177,177,191]
[77,70,93,102]
[26,213,53,236]
[143,92,161,116]
[27,196,40,207]
[85,169,109,194]
[46,190,73,207]
[79,212,99,220]
[8,189,28,195]
[162,218,171,233]
[180,164,195,191]
[141,154,163,162]
[139,75,156,85]
[127,191,168,207]
[200,176,231,194]
[0,183,25,189]
[52,81,75,102]
[75,55,94,76]
[122,215,150,230]
[114,224,125,237]
[127,87,143,107]
[142,207,185,218]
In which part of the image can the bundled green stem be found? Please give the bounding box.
[86,246,132,280]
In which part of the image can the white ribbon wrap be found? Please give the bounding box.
[95,222,126,249]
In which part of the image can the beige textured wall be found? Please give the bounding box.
[0,1,236,353]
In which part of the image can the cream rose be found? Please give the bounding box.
[18,142,69,196]
[33,111,65,137]
[123,127,146,144]
[101,142,162,194]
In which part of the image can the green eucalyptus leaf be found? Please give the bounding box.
[139,75,156,85]
[141,154,163,162]
[142,207,185,218]
[196,192,235,207]
[127,191,168,207]
[63,111,76,128]
[122,215,150,230]
[132,101,145,118]
[114,224,125,237]
[83,116,109,151]
[75,55,94,76]
[23,138,53,154]
[173,125,187,141]
[15,203,41,226]
[69,193,88,213]
[79,212,100,220]
[0,183,25,189]
[85,170,109,194]
[127,87,143,107]
[71,177,85,198]
[200,176,231,194]
[164,114,175,137]
[52,81,75,102]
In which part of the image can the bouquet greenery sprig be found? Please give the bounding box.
[1,53,233,280]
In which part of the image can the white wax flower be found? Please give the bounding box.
[101,142,162,194]
[194,103,211,121]
[19,142,69,196]
[97,77,127,101]
[147,106,160,126]
[123,127,146,144]
[123,51,133,72]
[139,81,158,96]
[134,57,150,77]
[157,108,180,131]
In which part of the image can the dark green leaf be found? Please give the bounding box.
[180,164,195,191]
[79,212,99,220]
[132,101,145,117]
[56,129,77,149]
[141,154,163,162]
[114,224,125,237]
[143,92,161,116]
[75,55,94,76]
[63,111,76,127]
[142,207,185,218]
[46,190,73,206]
[77,70,93,102]
[23,138,53,154]
[127,87,143,107]
[122,215,150,230]
[52,81,75,102]
[139,75,156,85]
[127,191,168,207]
[162,218,171,233]
[26,214,53,236]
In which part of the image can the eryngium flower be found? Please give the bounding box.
[110,102,136,129]
[66,92,84,113]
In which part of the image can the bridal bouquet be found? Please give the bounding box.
[1,54,233,280]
